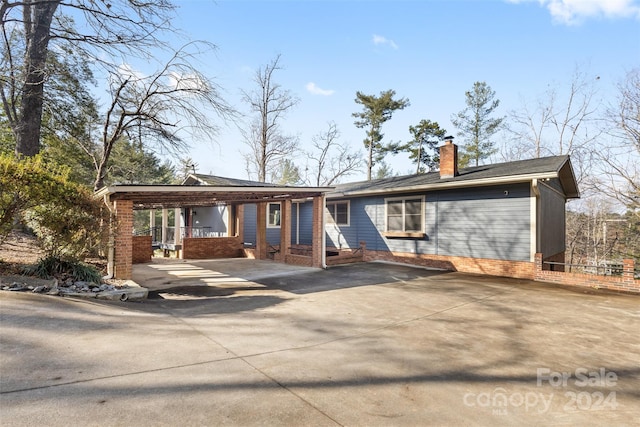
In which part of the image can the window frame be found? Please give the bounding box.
[325,200,350,226]
[383,195,425,237]
[267,202,281,228]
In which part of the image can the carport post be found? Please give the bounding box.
[161,209,168,245]
[174,208,182,245]
[236,204,244,241]
[149,210,155,235]
[113,199,133,279]
[279,199,292,262]
[311,195,325,268]
[256,202,267,259]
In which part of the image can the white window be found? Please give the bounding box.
[326,201,350,226]
[267,202,281,228]
[385,196,424,233]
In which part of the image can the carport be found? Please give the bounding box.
[95,183,332,279]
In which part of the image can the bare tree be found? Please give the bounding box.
[305,121,361,186]
[598,68,640,212]
[505,71,604,208]
[505,67,602,187]
[241,54,299,182]
[552,69,601,157]
[1,0,178,158]
[75,42,232,190]
[507,92,555,159]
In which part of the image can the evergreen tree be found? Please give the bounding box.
[271,159,302,185]
[353,90,410,180]
[451,82,504,167]
[107,139,175,185]
[399,119,446,173]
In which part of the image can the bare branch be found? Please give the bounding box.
[306,121,362,186]
[240,54,299,182]
[92,41,234,190]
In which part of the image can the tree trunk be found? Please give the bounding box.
[367,140,373,181]
[15,1,60,157]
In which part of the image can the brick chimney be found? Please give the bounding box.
[439,136,458,178]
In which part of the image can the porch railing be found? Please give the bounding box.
[544,261,639,278]
[134,226,219,244]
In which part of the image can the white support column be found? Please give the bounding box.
[174,207,182,245]
[149,210,155,237]
[161,209,168,244]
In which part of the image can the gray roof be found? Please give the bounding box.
[331,155,579,198]
[184,174,280,187]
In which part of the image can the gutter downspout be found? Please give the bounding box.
[532,178,540,197]
[296,202,300,245]
[102,195,115,280]
[531,179,540,262]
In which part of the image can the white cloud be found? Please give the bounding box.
[117,63,145,81]
[507,0,640,25]
[372,34,399,50]
[306,82,335,96]
[168,71,206,91]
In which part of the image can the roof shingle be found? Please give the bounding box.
[332,155,578,198]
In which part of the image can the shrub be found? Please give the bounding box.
[0,154,107,258]
[24,255,102,283]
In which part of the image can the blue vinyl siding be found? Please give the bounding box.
[327,183,531,261]
[242,203,282,246]
[266,227,280,245]
[243,204,257,245]
[297,202,314,245]
[435,185,531,261]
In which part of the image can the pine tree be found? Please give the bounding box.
[451,82,504,167]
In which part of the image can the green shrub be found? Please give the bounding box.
[0,154,108,257]
[24,255,102,282]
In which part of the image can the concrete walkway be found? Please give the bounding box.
[1,261,638,426]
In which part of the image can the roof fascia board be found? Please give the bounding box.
[557,157,580,198]
[327,172,560,199]
[95,185,333,198]
[181,174,208,185]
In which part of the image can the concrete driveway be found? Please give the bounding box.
[1,260,638,426]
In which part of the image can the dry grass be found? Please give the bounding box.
[0,231,43,274]
[0,230,108,277]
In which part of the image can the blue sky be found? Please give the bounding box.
[158,0,640,181]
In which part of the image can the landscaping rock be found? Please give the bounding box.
[1,273,147,301]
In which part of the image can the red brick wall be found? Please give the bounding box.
[132,236,152,264]
[311,196,324,268]
[182,237,243,259]
[114,200,133,279]
[364,249,535,279]
[439,140,458,178]
[284,254,313,267]
[534,253,639,294]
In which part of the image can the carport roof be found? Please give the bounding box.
[95,182,333,209]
